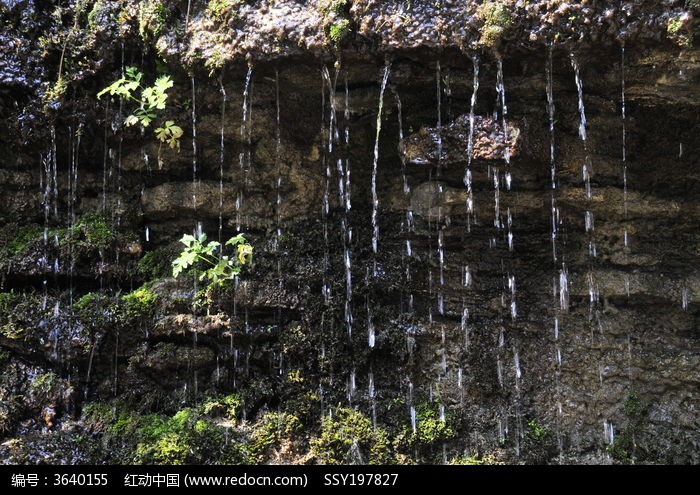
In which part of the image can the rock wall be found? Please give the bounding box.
[0,1,698,464]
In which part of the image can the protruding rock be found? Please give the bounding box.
[399,115,520,165]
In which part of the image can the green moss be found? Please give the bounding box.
[312,408,392,465]
[249,412,301,461]
[86,0,108,31]
[0,323,25,340]
[606,392,648,463]
[202,393,241,419]
[624,392,642,419]
[138,0,168,40]
[476,1,514,49]
[319,0,351,47]
[73,213,115,251]
[74,291,119,332]
[30,372,58,395]
[448,454,498,465]
[0,214,120,273]
[207,0,243,23]
[393,401,453,463]
[1,225,43,260]
[83,400,250,465]
[526,419,549,442]
[137,245,178,280]
[122,285,158,319]
[668,16,683,34]
[0,290,33,340]
[320,0,349,16]
[329,19,350,45]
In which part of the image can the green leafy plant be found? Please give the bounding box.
[97,67,183,149]
[172,233,253,288]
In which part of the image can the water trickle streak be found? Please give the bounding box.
[369,371,377,427]
[396,90,415,315]
[102,102,109,212]
[464,55,479,232]
[604,421,615,445]
[465,56,479,224]
[343,74,351,211]
[493,167,501,228]
[237,67,253,230]
[218,76,227,246]
[681,288,689,310]
[437,229,445,315]
[621,46,629,251]
[371,65,391,268]
[508,274,517,320]
[461,306,470,347]
[585,210,594,232]
[507,208,514,251]
[435,62,443,178]
[546,48,558,261]
[274,69,285,329]
[50,125,58,219]
[321,67,345,207]
[572,55,601,322]
[587,272,599,309]
[367,302,375,348]
[68,121,82,316]
[559,264,570,312]
[572,57,593,198]
[572,58,588,144]
[463,265,472,288]
[191,77,198,213]
[496,58,511,169]
[113,43,125,230]
[348,368,356,403]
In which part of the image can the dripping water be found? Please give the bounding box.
[546,47,559,262]
[396,90,414,314]
[464,59,479,227]
[219,75,227,245]
[370,65,391,273]
[275,69,284,330]
[237,67,253,230]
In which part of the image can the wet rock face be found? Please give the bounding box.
[400,115,520,165]
[0,2,699,465]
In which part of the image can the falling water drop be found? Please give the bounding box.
[348,368,356,403]
[559,264,570,312]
